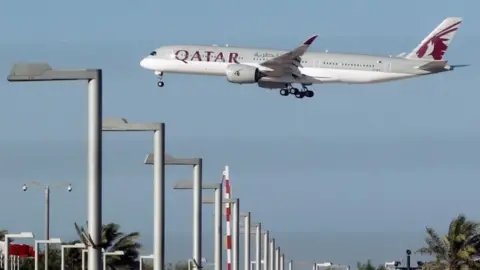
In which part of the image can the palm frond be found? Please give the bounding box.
[419,214,480,270]
[75,221,142,269]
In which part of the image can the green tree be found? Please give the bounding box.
[141,261,189,270]
[0,229,7,241]
[172,261,190,270]
[17,246,62,270]
[377,265,387,270]
[75,221,142,269]
[60,240,85,270]
[416,214,480,270]
[0,229,13,244]
[357,260,386,270]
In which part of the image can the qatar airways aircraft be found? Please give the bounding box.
[140,17,467,99]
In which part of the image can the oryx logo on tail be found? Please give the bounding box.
[416,21,461,60]
[406,17,462,61]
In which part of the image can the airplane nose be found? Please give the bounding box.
[140,58,149,69]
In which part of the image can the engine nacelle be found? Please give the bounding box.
[257,81,288,89]
[226,64,264,84]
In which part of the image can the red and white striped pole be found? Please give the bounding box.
[223,166,232,270]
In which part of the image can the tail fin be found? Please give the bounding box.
[405,17,462,61]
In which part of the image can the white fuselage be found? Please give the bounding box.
[140,45,443,86]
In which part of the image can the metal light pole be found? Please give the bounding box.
[233,199,240,270]
[61,243,86,270]
[288,260,293,270]
[180,182,223,270]
[13,256,19,270]
[280,254,284,270]
[204,197,239,270]
[35,239,62,270]
[7,63,103,270]
[255,224,262,270]
[4,232,35,270]
[269,239,275,270]
[145,153,203,270]
[240,222,261,270]
[263,231,269,270]
[102,118,165,270]
[82,249,88,270]
[241,213,251,270]
[275,247,280,270]
[394,250,422,270]
[139,254,154,270]
[103,250,125,270]
[22,181,72,270]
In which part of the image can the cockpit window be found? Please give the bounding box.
[149,51,157,56]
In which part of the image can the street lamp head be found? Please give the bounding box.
[7,63,99,81]
[140,254,155,259]
[144,153,201,165]
[37,238,62,244]
[20,232,34,238]
[67,184,72,192]
[173,181,220,190]
[62,243,86,249]
[103,117,129,125]
[102,118,162,131]
[7,232,35,239]
[106,251,125,256]
[7,63,53,81]
[22,184,27,192]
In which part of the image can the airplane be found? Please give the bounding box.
[140,17,467,99]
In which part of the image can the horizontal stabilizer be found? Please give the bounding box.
[415,60,448,71]
[449,64,470,69]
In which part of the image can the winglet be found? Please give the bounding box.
[303,35,318,45]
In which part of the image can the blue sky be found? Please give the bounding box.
[1,0,480,268]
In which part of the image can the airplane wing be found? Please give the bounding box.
[260,35,318,78]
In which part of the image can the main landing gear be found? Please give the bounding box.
[155,71,165,87]
[279,84,314,98]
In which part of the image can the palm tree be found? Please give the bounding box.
[416,214,480,270]
[75,222,142,269]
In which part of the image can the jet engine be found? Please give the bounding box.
[257,81,288,89]
[225,64,265,84]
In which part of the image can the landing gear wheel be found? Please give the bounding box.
[279,89,289,96]
[289,88,299,95]
[157,81,164,87]
[305,90,314,98]
[295,92,305,99]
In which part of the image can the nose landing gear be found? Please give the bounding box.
[155,71,164,87]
